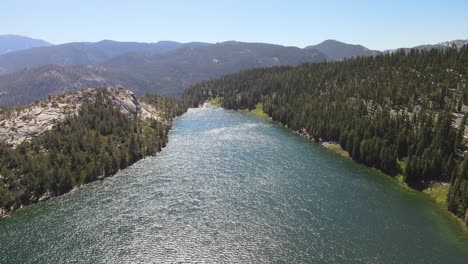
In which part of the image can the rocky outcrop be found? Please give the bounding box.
[295,128,311,139]
[0,87,162,147]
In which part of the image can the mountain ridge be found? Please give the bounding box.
[0,40,211,75]
[0,36,467,107]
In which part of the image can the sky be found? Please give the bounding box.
[2,0,468,50]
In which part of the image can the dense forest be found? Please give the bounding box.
[0,89,186,216]
[184,46,468,224]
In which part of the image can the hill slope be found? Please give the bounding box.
[305,39,381,60]
[0,65,117,106]
[0,41,326,106]
[0,35,51,55]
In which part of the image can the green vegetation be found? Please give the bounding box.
[323,143,350,158]
[209,97,223,107]
[184,46,468,225]
[424,183,450,207]
[395,174,407,185]
[239,102,269,119]
[250,102,269,118]
[0,89,186,216]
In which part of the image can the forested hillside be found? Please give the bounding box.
[0,88,186,217]
[184,46,468,225]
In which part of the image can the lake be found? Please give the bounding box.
[1,107,468,263]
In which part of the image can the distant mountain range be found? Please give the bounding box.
[0,35,51,55]
[0,41,325,105]
[0,35,466,106]
[0,39,375,75]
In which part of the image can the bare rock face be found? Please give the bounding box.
[0,87,162,147]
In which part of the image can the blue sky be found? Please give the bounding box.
[2,0,468,50]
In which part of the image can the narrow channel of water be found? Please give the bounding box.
[1,107,468,263]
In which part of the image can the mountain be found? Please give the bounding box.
[0,65,118,106]
[0,40,210,75]
[0,35,51,55]
[99,41,326,93]
[305,39,382,60]
[0,41,326,106]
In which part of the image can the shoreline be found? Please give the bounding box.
[0,147,171,220]
[234,102,468,234]
[317,141,468,233]
[0,174,112,220]
[0,125,176,221]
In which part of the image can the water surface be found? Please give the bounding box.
[1,107,468,263]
